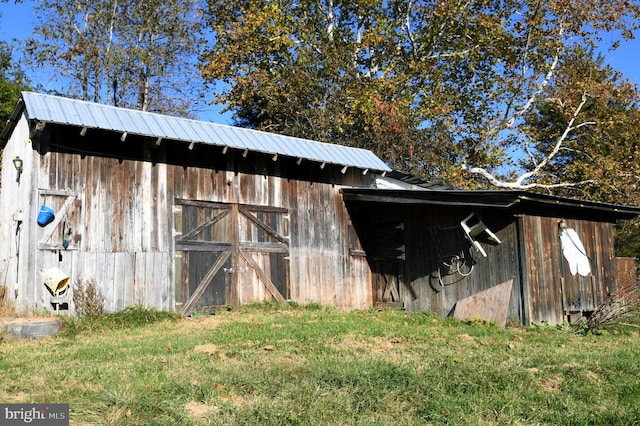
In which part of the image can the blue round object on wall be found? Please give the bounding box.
[37,205,55,227]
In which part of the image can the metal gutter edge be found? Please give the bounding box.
[516,194,640,216]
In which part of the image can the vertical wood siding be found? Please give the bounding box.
[344,202,624,325]
[0,117,36,312]
[520,215,564,324]
[405,207,522,323]
[170,153,372,310]
[8,126,175,313]
[344,202,524,323]
[520,215,619,324]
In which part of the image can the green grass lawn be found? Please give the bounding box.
[1,304,639,425]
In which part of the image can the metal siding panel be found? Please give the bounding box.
[246,128,268,152]
[201,123,224,146]
[183,119,204,142]
[267,135,288,157]
[129,112,150,135]
[152,113,173,138]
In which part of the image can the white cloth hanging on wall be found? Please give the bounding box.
[559,228,591,276]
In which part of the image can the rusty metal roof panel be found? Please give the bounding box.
[20,92,390,172]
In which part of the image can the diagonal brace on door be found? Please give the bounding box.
[179,209,231,242]
[181,250,232,315]
[38,195,77,247]
[382,275,400,302]
[238,206,288,243]
[240,250,286,302]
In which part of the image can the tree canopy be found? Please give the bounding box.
[525,50,640,202]
[200,0,640,189]
[0,41,28,126]
[25,0,204,116]
[6,0,640,198]
[4,0,640,255]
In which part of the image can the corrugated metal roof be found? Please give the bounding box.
[18,92,391,172]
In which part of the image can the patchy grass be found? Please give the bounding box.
[0,285,16,317]
[1,303,640,425]
[59,305,179,338]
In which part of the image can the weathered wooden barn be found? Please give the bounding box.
[0,92,391,316]
[1,92,638,325]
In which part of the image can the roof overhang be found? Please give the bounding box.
[340,188,640,219]
[1,92,391,174]
[0,97,25,145]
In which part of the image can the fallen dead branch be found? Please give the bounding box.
[572,285,640,333]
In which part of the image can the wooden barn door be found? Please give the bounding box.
[174,199,289,315]
[37,190,82,252]
[36,189,82,312]
[237,205,290,304]
[371,222,406,308]
[174,200,233,314]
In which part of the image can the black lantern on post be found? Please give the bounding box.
[13,156,23,184]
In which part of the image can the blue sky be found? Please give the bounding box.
[1,0,639,121]
[0,0,235,123]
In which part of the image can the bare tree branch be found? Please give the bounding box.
[462,164,596,189]
[425,48,477,60]
[325,0,334,43]
[404,0,418,58]
[515,91,591,185]
[465,91,597,189]
[493,25,565,139]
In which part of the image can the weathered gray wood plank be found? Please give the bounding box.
[240,251,285,303]
[181,250,232,315]
[453,280,514,327]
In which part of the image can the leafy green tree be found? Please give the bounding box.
[200,0,640,188]
[525,49,640,201]
[0,37,29,167]
[524,49,640,256]
[25,0,204,116]
[0,41,28,126]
